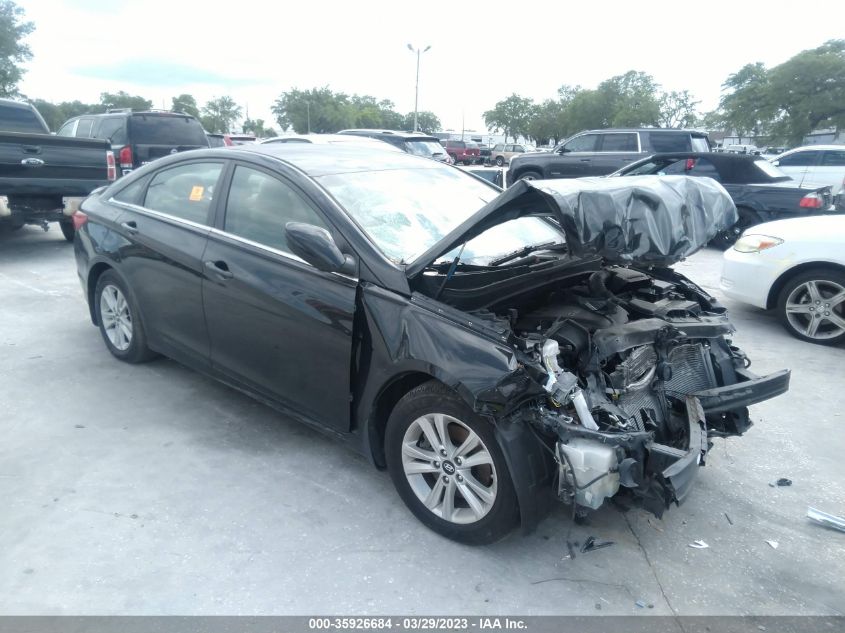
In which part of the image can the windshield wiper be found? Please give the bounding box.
[489,241,564,267]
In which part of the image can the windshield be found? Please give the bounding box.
[405,140,445,157]
[438,218,564,266]
[753,158,789,180]
[129,115,209,146]
[317,166,561,264]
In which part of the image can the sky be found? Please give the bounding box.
[16,0,845,134]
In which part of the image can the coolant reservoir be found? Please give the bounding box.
[559,439,621,510]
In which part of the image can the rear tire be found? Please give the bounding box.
[385,381,519,544]
[94,270,157,363]
[777,269,845,346]
[59,220,75,242]
[495,156,504,167]
[712,207,761,249]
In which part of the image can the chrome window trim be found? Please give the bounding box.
[109,198,211,232]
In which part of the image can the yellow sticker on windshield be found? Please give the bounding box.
[189,186,204,201]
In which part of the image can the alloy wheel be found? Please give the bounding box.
[401,413,497,524]
[785,279,845,340]
[99,284,133,351]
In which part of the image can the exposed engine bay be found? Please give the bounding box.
[413,259,790,518]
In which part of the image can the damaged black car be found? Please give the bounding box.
[73,145,790,544]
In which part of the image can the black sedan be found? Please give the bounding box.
[73,145,788,544]
[611,152,835,246]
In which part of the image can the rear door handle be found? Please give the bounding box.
[579,158,592,162]
[204,260,234,280]
[120,221,139,234]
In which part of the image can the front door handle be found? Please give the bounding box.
[120,220,139,234]
[204,260,234,280]
[579,158,592,162]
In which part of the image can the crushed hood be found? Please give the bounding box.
[407,175,738,276]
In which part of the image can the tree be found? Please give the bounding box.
[717,62,771,138]
[526,100,563,146]
[29,99,96,131]
[484,94,535,142]
[171,93,199,118]
[201,96,242,133]
[765,40,845,144]
[596,71,661,127]
[658,90,700,128]
[272,87,353,133]
[403,111,440,134]
[243,118,277,137]
[99,91,153,112]
[0,0,33,97]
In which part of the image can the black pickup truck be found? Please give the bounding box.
[0,99,112,241]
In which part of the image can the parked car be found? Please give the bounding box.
[443,140,481,165]
[259,134,401,150]
[724,144,760,155]
[459,165,506,188]
[58,110,209,177]
[0,99,113,241]
[476,143,492,164]
[771,145,845,196]
[490,143,529,166]
[506,128,711,185]
[611,152,835,247]
[721,215,845,345]
[337,129,451,163]
[73,144,789,543]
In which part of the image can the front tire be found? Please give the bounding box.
[59,220,75,242]
[94,271,157,363]
[495,156,504,167]
[777,269,845,346]
[385,381,519,544]
[518,170,542,182]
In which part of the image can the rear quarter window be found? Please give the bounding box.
[647,133,692,153]
[129,115,209,146]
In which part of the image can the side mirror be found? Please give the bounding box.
[285,222,355,275]
[558,146,569,154]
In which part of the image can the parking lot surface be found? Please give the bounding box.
[1,226,844,615]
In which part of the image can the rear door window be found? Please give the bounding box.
[599,133,638,151]
[821,150,845,167]
[129,115,209,146]
[144,162,223,225]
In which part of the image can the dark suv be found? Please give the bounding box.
[58,110,209,177]
[337,129,450,163]
[506,128,710,185]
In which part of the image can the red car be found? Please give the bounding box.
[443,140,481,165]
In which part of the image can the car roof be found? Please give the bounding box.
[777,144,844,153]
[578,127,708,134]
[0,98,35,110]
[260,133,400,148]
[338,129,438,140]
[228,143,444,176]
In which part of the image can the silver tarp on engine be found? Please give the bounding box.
[528,176,738,267]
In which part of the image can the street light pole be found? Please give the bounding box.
[407,44,431,132]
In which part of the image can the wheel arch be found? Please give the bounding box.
[86,261,115,325]
[766,261,845,309]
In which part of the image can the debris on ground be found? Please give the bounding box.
[647,518,664,532]
[776,478,792,487]
[689,540,710,549]
[724,512,734,525]
[807,507,845,533]
[562,540,577,560]
[581,536,614,553]
[765,540,779,549]
[635,600,647,608]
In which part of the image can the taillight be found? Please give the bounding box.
[72,210,88,230]
[685,158,697,171]
[800,192,823,209]
[118,146,133,168]
[106,151,116,181]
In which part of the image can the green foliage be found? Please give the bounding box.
[243,118,277,137]
[403,111,440,134]
[712,42,845,144]
[272,86,415,134]
[483,93,535,142]
[658,90,700,128]
[29,98,96,131]
[99,91,153,112]
[0,0,33,97]
[171,93,199,118]
[201,96,242,133]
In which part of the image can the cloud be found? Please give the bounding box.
[73,59,268,88]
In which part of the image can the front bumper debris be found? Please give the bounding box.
[696,368,790,414]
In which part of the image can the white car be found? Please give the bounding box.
[721,214,845,345]
[771,145,845,195]
[260,134,402,151]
